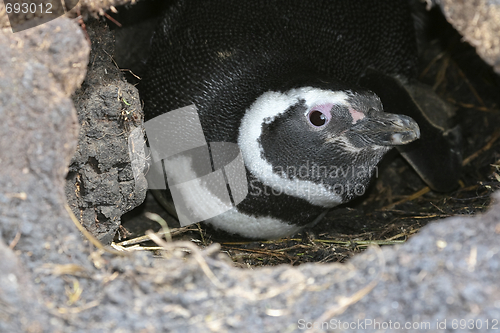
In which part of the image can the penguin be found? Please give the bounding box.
[140,0,461,239]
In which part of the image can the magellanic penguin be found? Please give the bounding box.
[140,0,461,239]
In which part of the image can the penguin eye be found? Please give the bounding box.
[308,110,328,127]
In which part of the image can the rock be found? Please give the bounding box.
[0,17,90,331]
[432,0,500,73]
[65,19,147,244]
[0,239,46,332]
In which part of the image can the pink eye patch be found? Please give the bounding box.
[307,104,333,127]
[349,108,365,124]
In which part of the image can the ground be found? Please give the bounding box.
[0,1,500,332]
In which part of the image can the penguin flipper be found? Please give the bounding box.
[360,69,462,192]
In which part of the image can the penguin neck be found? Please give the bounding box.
[236,87,347,208]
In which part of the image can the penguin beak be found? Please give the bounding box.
[349,111,420,146]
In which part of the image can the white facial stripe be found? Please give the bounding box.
[325,134,391,153]
[325,135,362,153]
[238,87,348,207]
[299,88,350,116]
[206,207,303,239]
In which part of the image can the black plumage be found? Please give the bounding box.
[140,0,456,238]
[142,0,418,129]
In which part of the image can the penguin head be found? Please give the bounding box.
[238,86,420,207]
